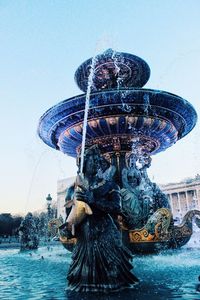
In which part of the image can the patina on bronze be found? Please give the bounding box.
[66,145,139,292]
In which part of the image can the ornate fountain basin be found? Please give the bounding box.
[38,88,197,157]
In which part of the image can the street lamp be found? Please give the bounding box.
[46,193,52,219]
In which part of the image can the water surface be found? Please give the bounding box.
[0,238,200,300]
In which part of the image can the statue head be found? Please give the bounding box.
[139,153,152,170]
[127,171,141,189]
[77,145,110,177]
[126,153,137,169]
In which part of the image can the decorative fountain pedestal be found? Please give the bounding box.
[38,49,200,253]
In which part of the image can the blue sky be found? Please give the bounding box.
[1,0,200,214]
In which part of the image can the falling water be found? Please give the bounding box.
[80,48,132,173]
[131,137,140,158]
[111,50,121,89]
[80,55,97,174]
[111,50,132,113]
[129,93,152,158]
[143,93,151,115]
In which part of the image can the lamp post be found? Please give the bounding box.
[46,193,52,219]
[46,194,52,243]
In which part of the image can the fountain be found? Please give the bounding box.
[38,49,200,253]
[19,212,39,250]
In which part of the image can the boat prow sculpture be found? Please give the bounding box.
[58,209,200,254]
[172,209,200,248]
[124,209,200,253]
[39,49,199,254]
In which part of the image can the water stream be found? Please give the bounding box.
[80,55,97,174]
[111,49,132,113]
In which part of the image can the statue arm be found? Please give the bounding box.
[92,183,121,214]
[65,184,75,202]
[122,168,129,189]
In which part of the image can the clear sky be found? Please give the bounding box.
[1,0,200,215]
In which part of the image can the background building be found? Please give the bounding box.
[160,174,200,222]
[57,175,200,221]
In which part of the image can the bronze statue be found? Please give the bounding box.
[121,153,143,228]
[121,153,171,229]
[66,145,138,292]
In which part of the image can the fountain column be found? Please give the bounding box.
[197,190,200,209]
[198,190,200,209]
[177,192,182,216]
[169,194,174,214]
[194,189,198,208]
[185,191,189,211]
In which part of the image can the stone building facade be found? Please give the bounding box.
[57,175,200,221]
[160,175,200,221]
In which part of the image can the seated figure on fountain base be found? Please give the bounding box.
[121,153,171,229]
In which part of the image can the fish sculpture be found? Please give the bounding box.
[66,199,93,235]
[64,174,93,235]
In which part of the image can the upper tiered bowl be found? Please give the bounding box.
[38,50,197,157]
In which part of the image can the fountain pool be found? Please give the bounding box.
[1,240,200,300]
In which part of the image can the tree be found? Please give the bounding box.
[0,214,13,236]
